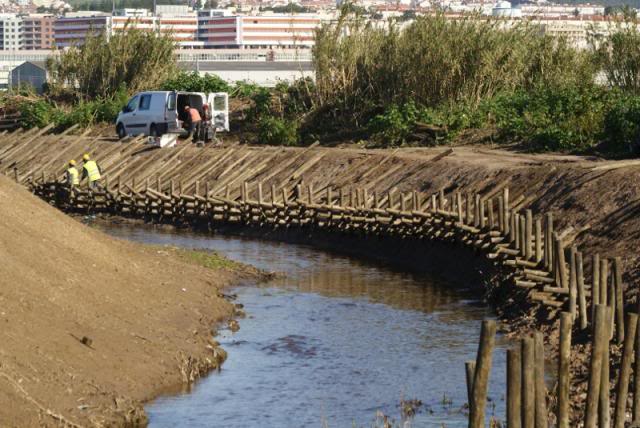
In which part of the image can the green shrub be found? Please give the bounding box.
[602,92,640,155]
[17,99,58,129]
[16,84,130,130]
[162,71,230,93]
[249,87,273,120]
[477,85,609,151]
[257,116,299,146]
[231,80,261,98]
[368,102,422,146]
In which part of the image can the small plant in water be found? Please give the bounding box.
[489,416,504,428]
[440,392,453,407]
[400,398,423,418]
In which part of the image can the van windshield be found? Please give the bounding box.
[125,95,139,113]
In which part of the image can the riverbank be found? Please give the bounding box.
[0,175,258,426]
[6,133,640,424]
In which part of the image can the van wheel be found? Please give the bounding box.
[116,123,126,139]
[150,124,159,137]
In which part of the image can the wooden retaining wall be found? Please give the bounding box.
[0,128,636,426]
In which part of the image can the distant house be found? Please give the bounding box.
[11,61,47,94]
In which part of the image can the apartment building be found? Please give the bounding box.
[53,12,111,48]
[0,14,24,50]
[23,14,55,50]
[197,10,321,49]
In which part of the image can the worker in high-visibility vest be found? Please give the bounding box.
[66,159,79,187]
[81,154,102,189]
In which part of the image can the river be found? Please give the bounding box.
[91,221,508,428]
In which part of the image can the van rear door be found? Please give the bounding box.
[207,93,229,131]
[165,91,179,133]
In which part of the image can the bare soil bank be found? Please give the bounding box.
[0,175,254,426]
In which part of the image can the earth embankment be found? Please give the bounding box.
[0,174,244,426]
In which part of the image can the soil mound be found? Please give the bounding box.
[0,175,237,426]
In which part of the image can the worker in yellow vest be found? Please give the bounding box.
[81,154,102,189]
[66,160,79,187]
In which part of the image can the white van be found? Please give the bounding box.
[115,91,229,139]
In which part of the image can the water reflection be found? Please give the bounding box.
[91,221,508,428]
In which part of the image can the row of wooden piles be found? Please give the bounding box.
[0,128,634,426]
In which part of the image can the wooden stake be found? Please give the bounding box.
[569,247,578,321]
[498,196,505,233]
[525,209,533,260]
[514,213,520,250]
[557,312,572,428]
[614,257,625,344]
[577,252,588,330]
[613,312,638,428]
[488,198,495,230]
[555,235,568,290]
[465,361,476,407]
[469,320,497,428]
[535,218,543,264]
[592,254,601,328]
[599,302,612,428]
[522,335,535,428]
[520,215,527,257]
[633,316,640,423]
[474,194,481,228]
[585,305,610,428]
[534,331,548,428]
[507,346,522,428]
[544,213,553,270]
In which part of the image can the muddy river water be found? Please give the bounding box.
[93,222,508,427]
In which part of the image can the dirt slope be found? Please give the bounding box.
[0,175,240,426]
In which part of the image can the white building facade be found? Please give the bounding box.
[197,11,321,49]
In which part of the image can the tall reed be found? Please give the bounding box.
[312,11,595,121]
[47,23,177,100]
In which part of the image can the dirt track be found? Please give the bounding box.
[0,174,252,426]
